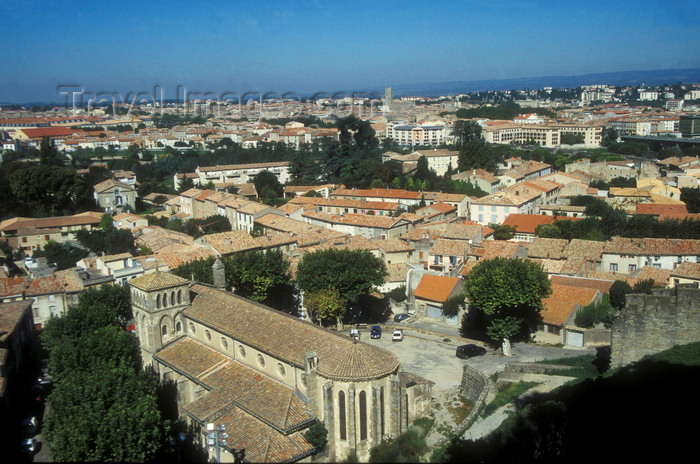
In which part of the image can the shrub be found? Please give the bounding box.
[574,295,617,329]
[304,421,328,452]
[385,285,407,303]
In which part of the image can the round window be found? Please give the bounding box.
[257,354,266,368]
[238,345,246,358]
[277,363,286,377]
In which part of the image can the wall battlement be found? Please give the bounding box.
[611,285,700,368]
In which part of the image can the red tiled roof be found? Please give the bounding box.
[502,214,581,234]
[413,274,461,303]
[541,284,600,326]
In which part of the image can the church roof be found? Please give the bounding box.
[184,284,400,382]
[128,271,189,291]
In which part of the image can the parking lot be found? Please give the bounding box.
[357,322,594,392]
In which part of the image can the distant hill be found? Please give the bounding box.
[376,68,700,98]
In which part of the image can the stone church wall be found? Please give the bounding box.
[611,286,700,368]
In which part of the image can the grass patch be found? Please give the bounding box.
[540,354,600,379]
[641,341,700,367]
[411,416,435,439]
[446,394,474,424]
[369,427,427,462]
[429,441,450,463]
[443,338,451,342]
[481,381,539,419]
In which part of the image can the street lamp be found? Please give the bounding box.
[206,423,228,463]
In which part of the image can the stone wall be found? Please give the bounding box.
[611,285,700,368]
[459,364,488,403]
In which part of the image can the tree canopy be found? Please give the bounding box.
[464,258,551,355]
[41,284,168,462]
[296,249,387,326]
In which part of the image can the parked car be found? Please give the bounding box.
[370,326,382,339]
[21,437,38,455]
[393,313,411,322]
[392,330,403,342]
[456,344,486,359]
[21,417,37,436]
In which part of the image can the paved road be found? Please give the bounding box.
[358,317,594,391]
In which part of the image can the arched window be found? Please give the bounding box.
[380,386,385,437]
[176,321,182,333]
[171,291,175,306]
[177,289,182,304]
[156,294,161,309]
[205,330,211,342]
[359,390,367,440]
[161,325,168,336]
[338,390,347,440]
[163,293,168,307]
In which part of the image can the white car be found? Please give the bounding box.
[392,330,403,342]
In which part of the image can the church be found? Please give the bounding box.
[129,262,433,462]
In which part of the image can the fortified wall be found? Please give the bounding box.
[611,285,700,368]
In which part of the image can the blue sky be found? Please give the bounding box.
[1,0,698,103]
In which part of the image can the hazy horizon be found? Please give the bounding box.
[1,1,698,104]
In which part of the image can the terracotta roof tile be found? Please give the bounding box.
[541,284,600,326]
[413,275,461,303]
[184,284,400,382]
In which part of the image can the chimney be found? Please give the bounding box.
[212,258,226,291]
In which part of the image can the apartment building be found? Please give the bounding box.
[191,161,291,186]
[385,121,448,147]
[600,237,700,274]
[482,121,604,148]
[469,185,542,226]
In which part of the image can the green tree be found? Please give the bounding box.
[303,287,347,328]
[464,258,551,355]
[491,223,517,241]
[253,170,283,204]
[601,126,619,148]
[9,165,91,215]
[458,139,496,172]
[39,137,63,166]
[44,363,166,462]
[535,223,563,239]
[609,280,633,311]
[33,240,89,270]
[452,120,482,146]
[41,284,168,462]
[171,256,216,284]
[296,249,387,326]
[304,421,328,453]
[442,293,465,319]
[75,227,136,255]
[225,249,296,312]
[632,278,656,295]
[574,294,616,328]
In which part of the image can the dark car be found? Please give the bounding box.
[370,326,382,339]
[456,344,486,359]
[393,313,411,322]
